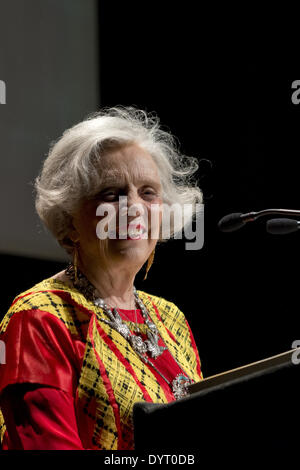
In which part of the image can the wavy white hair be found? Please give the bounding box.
[35,106,203,254]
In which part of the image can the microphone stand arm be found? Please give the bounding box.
[241,209,300,223]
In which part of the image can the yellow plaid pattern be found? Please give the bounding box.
[0,278,202,449]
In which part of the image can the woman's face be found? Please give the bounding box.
[71,143,163,272]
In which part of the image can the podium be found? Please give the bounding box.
[133,349,300,455]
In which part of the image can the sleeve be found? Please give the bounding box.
[169,300,203,380]
[0,309,80,397]
[184,316,204,379]
[146,292,204,380]
[0,384,84,450]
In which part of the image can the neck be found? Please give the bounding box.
[77,259,138,310]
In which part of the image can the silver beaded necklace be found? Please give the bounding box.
[106,298,142,334]
[65,263,193,399]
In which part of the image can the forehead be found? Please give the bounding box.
[98,143,161,185]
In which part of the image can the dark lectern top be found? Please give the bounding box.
[133,349,300,459]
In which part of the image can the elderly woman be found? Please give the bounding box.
[0,107,203,450]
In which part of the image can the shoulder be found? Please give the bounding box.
[137,289,177,308]
[137,289,187,325]
[0,278,90,337]
[0,279,83,396]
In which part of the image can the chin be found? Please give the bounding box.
[114,241,155,261]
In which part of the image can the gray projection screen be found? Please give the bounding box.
[0,0,99,261]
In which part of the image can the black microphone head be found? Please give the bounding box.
[218,213,245,232]
[266,218,299,235]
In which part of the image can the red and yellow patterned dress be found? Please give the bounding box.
[0,277,203,450]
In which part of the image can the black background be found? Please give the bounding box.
[1,3,300,378]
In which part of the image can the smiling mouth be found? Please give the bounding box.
[117,224,147,239]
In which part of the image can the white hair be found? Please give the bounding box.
[35,106,203,254]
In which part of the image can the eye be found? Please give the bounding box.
[143,187,155,194]
[142,188,159,199]
[93,190,119,203]
[103,191,119,200]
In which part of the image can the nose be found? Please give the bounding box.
[121,189,145,221]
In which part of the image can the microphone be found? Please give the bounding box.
[218,209,300,233]
[218,212,255,232]
[266,218,300,235]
